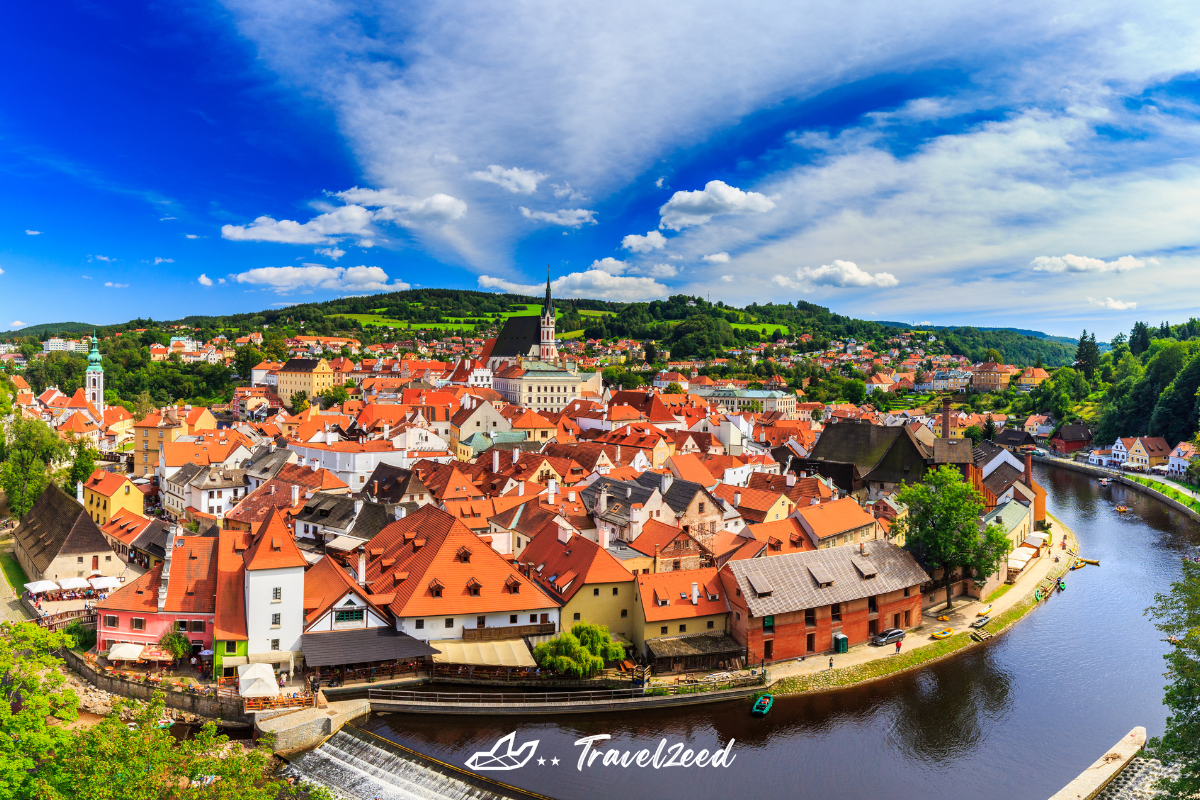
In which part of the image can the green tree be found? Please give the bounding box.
[842,378,866,405]
[893,465,1013,610]
[664,382,684,395]
[65,437,98,492]
[1130,321,1152,355]
[133,389,154,421]
[1075,330,1101,380]
[963,424,984,444]
[0,416,62,519]
[984,348,1003,363]
[983,414,997,441]
[157,629,193,661]
[232,344,264,379]
[319,385,350,408]
[290,390,310,413]
[1145,559,1200,798]
[532,622,624,678]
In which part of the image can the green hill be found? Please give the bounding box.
[0,321,98,338]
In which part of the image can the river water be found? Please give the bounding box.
[354,465,1200,800]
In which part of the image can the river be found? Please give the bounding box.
[347,465,1200,800]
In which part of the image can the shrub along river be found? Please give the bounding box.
[342,465,1200,799]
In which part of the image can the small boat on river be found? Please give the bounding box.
[751,695,773,717]
[976,604,992,617]
[1116,505,1129,513]
[1100,478,1111,486]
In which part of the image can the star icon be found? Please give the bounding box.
[537,757,546,765]
[551,757,560,766]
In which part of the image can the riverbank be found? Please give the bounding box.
[766,513,1078,697]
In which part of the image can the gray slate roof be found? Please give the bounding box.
[983,462,1025,496]
[579,477,656,526]
[489,315,541,360]
[300,626,438,667]
[13,483,114,575]
[724,540,929,617]
[633,472,709,514]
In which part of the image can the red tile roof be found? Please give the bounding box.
[214,530,250,640]
[243,507,308,570]
[518,523,634,603]
[99,535,218,614]
[636,568,728,622]
[84,468,131,498]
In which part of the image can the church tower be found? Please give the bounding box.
[85,337,105,417]
[539,270,557,361]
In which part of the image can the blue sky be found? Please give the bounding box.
[4,1,1200,338]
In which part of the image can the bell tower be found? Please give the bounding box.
[85,336,105,418]
[540,269,557,361]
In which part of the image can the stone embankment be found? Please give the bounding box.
[62,670,213,726]
[1048,727,1146,800]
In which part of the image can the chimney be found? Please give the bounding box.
[941,396,951,440]
[518,482,525,497]
[660,473,673,495]
[354,498,363,515]
[493,449,500,473]
[616,445,622,463]
[310,458,319,472]
[568,490,576,502]
[394,505,405,521]
[548,479,557,504]
[734,491,741,507]
[372,479,379,495]
[268,440,276,454]
[630,503,645,539]
[76,481,84,503]
[357,547,367,587]
[786,473,796,487]
[383,423,390,440]
[291,484,299,505]
[654,543,661,573]
[513,449,519,463]
[1024,452,1033,487]
[557,525,571,545]
[691,582,699,605]
[599,486,609,514]
[270,484,277,495]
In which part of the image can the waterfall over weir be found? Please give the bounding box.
[284,726,539,800]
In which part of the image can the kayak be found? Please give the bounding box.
[1071,561,1086,570]
[1078,557,1099,566]
[976,604,992,617]
[932,628,954,639]
[751,694,773,717]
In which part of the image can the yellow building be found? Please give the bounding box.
[277,358,334,410]
[80,469,142,526]
[132,408,185,478]
[632,568,729,658]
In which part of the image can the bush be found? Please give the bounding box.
[532,622,625,678]
[64,619,96,652]
[157,630,192,661]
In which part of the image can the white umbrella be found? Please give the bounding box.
[108,643,145,661]
[58,577,90,590]
[24,580,59,593]
[90,576,121,590]
[237,662,279,698]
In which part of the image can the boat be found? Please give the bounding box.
[156,718,174,729]
[1035,589,1043,601]
[932,628,954,639]
[970,616,991,629]
[936,615,950,622]
[1058,579,1066,591]
[1071,560,1086,570]
[976,604,992,617]
[1078,557,1099,566]
[751,694,774,717]
[1100,478,1111,486]
[1116,505,1129,513]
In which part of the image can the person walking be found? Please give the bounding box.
[828,656,834,670]
[895,640,902,655]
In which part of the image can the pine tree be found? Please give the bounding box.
[1130,322,1152,356]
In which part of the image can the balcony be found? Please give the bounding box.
[461,622,556,641]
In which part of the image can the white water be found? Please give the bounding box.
[285,728,512,800]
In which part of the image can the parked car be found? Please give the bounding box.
[869,628,905,646]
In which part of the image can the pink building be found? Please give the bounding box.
[96,530,217,656]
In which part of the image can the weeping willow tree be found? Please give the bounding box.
[532,622,625,678]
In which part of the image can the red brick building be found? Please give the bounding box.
[719,541,928,662]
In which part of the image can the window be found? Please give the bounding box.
[698,502,705,513]
[593,588,599,596]
[270,639,280,651]
[510,615,518,624]
[105,555,111,562]
[660,626,668,635]
[573,612,581,621]
[621,609,628,618]
[225,640,237,655]
[335,609,364,624]
[804,608,816,626]
[271,613,281,628]
[707,620,715,629]
[831,603,841,622]
[612,587,619,596]
[104,615,118,628]
[679,624,687,633]
[530,614,537,623]
[132,618,145,631]
[904,586,911,597]
[77,556,84,564]
[445,618,454,629]
[415,619,424,630]
[904,610,912,627]
[806,633,815,653]
[272,587,281,601]
[763,615,775,634]
[868,595,878,613]
[190,620,205,633]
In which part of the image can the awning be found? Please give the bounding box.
[221,656,249,667]
[325,535,368,553]
[108,643,145,661]
[248,651,298,671]
[301,626,439,667]
[58,577,90,590]
[24,580,59,593]
[141,646,175,661]
[89,576,122,590]
[430,639,536,668]
[237,662,279,698]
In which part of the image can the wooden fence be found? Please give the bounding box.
[243,694,316,712]
[461,622,555,641]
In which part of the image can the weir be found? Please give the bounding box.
[283,725,546,800]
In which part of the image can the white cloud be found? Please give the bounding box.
[154,257,174,265]
[470,165,547,194]
[1030,254,1152,273]
[479,269,668,302]
[82,275,92,279]
[621,230,667,253]
[519,207,597,227]
[221,205,375,244]
[644,263,678,278]
[655,177,666,189]
[25,230,41,235]
[233,264,409,293]
[720,275,734,282]
[88,255,114,262]
[9,321,25,327]
[315,247,346,260]
[589,257,627,274]
[1089,296,1138,310]
[551,182,589,202]
[659,180,775,230]
[774,260,899,291]
[198,274,214,286]
[335,188,467,226]
[702,252,730,263]
[159,216,178,221]
[104,282,129,288]
[218,278,226,284]
[185,234,201,239]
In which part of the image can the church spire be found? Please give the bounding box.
[544,266,552,315]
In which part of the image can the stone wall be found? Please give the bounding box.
[1033,456,1200,525]
[61,648,250,725]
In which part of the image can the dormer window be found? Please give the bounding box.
[457,546,472,563]
[467,577,482,597]
[505,575,521,594]
[429,578,444,598]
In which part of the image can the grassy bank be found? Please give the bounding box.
[0,543,29,592]
[769,515,1076,697]
[1124,475,1200,514]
